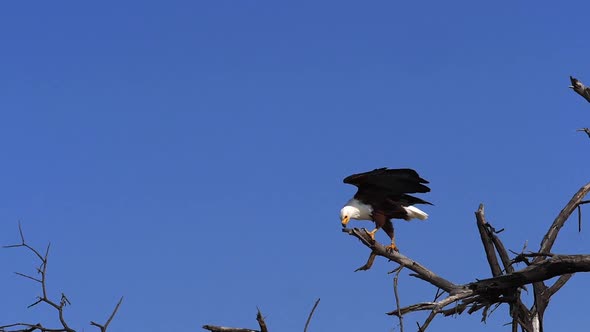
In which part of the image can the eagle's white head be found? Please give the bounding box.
[340,198,373,227]
[340,206,359,227]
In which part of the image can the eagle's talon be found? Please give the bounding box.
[365,229,378,242]
[386,244,399,253]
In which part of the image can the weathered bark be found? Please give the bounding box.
[569,76,590,103]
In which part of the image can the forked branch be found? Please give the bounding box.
[90,297,124,332]
[1,224,123,332]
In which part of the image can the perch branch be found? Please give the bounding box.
[342,228,459,293]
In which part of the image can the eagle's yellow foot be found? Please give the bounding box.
[386,242,399,253]
[366,228,378,241]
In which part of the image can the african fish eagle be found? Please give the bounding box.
[340,168,432,252]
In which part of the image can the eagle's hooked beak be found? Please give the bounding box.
[341,215,350,227]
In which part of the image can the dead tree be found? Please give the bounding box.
[342,181,590,332]
[202,182,590,332]
[0,224,123,332]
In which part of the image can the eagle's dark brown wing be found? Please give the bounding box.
[343,168,430,195]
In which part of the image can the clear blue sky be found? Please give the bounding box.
[1,2,589,331]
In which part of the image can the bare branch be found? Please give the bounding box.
[14,272,42,283]
[202,326,260,332]
[27,298,43,309]
[256,308,268,332]
[418,310,437,331]
[392,267,404,332]
[354,252,377,272]
[469,255,590,292]
[387,291,474,317]
[537,182,590,259]
[510,252,554,266]
[342,228,459,293]
[90,297,124,332]
[484,220,514,274]
[569,76,590,103]
[546,274,572,298]
[303,298,320,332]
[475,204,502,277]
[576,128,590,139]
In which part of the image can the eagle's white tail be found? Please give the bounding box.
[404,206,429,221]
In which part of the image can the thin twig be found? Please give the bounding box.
[90,297,124,332]
[419,310,437,331]
[303,298,320,332]
[536,182,590,259]
[392,267,404,332]
[13,272,42,283]
[432,289,443,302]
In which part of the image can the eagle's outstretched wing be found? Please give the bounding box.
[343,168,430,195]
